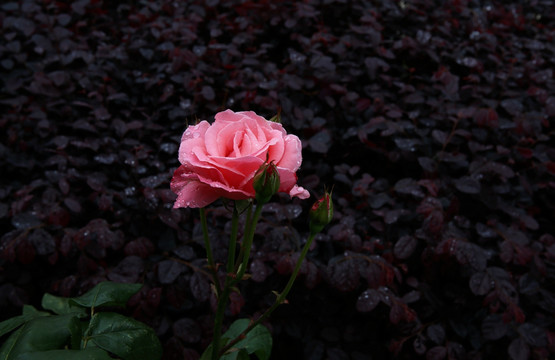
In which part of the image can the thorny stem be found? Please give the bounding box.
[211,204,243,360]
[211,283,231,360]
[199,208,221,296]
[227,206,239,275]
[219,232,317,356]
[234,203,263,284]
[233,204,253,274]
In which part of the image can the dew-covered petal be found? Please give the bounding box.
[173,180,222,208]
[277,134,303,171]
[171,166,222,208]
[204,118,231,157]
[170,165,197,194]
[178,121,210,164]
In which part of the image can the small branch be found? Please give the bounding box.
[199,208,221,296]
[220,233,316,356]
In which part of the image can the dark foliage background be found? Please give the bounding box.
[1,0,554,359]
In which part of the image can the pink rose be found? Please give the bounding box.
[171,110,310,208]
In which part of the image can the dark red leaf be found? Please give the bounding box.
[426,324,445,344]
[63,198,82,213]
[356,289,380,312]
[481,314,508,340]
[327,256,360,292]
[108,255,144,283]
[11,213,41,230]
[426,346,447,360]
[508,338,529,360]
[173,318,201,344]
[469,271,493,296]
[454,176,481,194]
[519,323,547,347]
[309,130,332,154]
[326,347,348,360]
[16,239,35,264]
[124,237,155,258]
[393,235,418,260]
[201,86,215,101]
[158,259,186,284]
[413,335,427,355]
[28,228,55,255]
[229,291,245,316]
[250,259,269,283]
[190,272,210,302]
[394,178,424,198]
[474,108,499,128]
[446,342,466,360]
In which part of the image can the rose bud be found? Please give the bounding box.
[253,161,280,204]
[309,190,333,235]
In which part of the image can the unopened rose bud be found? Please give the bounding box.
[253,161,280,204]
[309,190,333,235]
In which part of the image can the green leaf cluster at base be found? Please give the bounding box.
[0,282,161,360]
[201,319,272,360]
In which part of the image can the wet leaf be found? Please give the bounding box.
[393,235,417,260]
[83,312,162,360]
[356,289,380,312]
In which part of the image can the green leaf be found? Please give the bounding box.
[70,282,142,310]
[222,319,272,360]
[222,349,250,360]
[0,315,77,360]
[68,315,87,350]
[0,306,49,338]
[0,327,24,360]
[0,317,28,339]
[199,338,228,360]
[14,348,113,360]
[83,312,161,360]
[21,306,49,319]
[41,294,87,316]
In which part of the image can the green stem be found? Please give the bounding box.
[211,284,231,360]
[211,204,241,360]
[234,204,263,283]
[200,208,221,295]
[220,232,317,356]
[212,200,265,359]
[226,206,239,274]
[234,204,253,274]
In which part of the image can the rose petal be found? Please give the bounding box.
[178,121,210,164]
[289,185,310,199]
[170,165,198,194]
[230,110,268,126]
[192,149,260,186]
[251,136,281,161]
[205,117,232,157]
[277,134,303,171]
[214,109,245,123]
[173,180,222,208]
